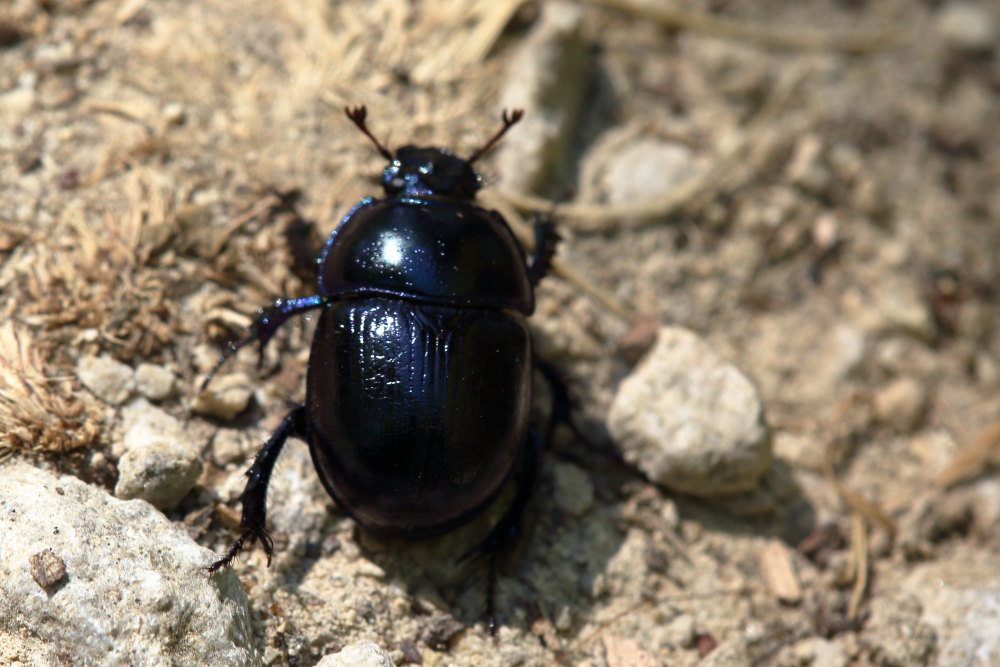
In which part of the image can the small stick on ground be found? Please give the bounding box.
[591,0,912,54]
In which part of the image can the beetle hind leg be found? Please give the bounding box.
[458,429,543,635]
[208,406,308,572]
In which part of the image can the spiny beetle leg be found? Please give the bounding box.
[459,430,543,636]
[527,216,560,287]
[209,406,309,572]
[537,355,625,467]
[202,295,324,390]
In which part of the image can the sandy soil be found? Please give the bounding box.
[2,0,998,665]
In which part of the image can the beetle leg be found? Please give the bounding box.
[527,216,560,287]
[537,355,625,470]
[459,429,543,635]
[202,295,325,390]
[208,406,308,572]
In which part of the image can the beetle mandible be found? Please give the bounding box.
[206,107,568,630]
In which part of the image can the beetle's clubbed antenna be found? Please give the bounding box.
[467,109,524,164]
[344,106,393,160]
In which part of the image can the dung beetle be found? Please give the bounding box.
[206,107,568,632]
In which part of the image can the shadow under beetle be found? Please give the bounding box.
[206,107,570,633]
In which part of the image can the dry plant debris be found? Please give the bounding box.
[0,322,99,458]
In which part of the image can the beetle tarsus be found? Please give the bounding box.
[208,524,274,572]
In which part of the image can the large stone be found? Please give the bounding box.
[0,463,257,666]
[608,326,771,496]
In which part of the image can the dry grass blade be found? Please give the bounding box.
[592,0,911,53]
[0,323,100,457]
[11,169,177,359]
[822,395,896,536]
[846,511,869,620]
[819,394,890,619]
[934,418,1000,489]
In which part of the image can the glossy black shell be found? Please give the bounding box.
[306,298,531,537]
[306,151,535,538]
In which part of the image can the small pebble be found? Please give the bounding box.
[608,326,772,497]
[210,428,253,467]
[161,102,186,125]
[665,613,696,647]
[29,548,67,589]
[603,139,697,205]
[316,641,396,667]
[192,373,253,420]
[134,363,176,401]
[76,354,135,406]
[785,134,831,195]
[874,377,928,432]
[618,317,661,366]
[114,400,203,510]
[937,2,997,53]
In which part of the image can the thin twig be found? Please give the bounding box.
[591,0,912,53]
[934,417,1000,489]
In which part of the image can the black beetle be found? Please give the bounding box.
[206,107,568,631]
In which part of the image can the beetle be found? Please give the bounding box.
[206,107,568,632]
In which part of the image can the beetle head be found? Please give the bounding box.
[344,106,524,200]
[382,147,481,199]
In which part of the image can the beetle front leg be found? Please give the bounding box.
[203,295,325,389]
[208,406,308,572]
[527,216,560,287]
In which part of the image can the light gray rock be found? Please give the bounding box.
[0,463,257,666]
[496,2,587,195]
[135,362,177,401]
[76,354,135,405]
[937,2,998,53]
[873,377,928,432]
[903,547,1000,665]
[114,399,203,510]
[862,594,937,666]
[602,138,697,205]
[843,275,936,340]
[316,641,396,667]
[193,372,253,420]
[608,326,771,496]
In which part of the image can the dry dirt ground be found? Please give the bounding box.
[2,0,999,665]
